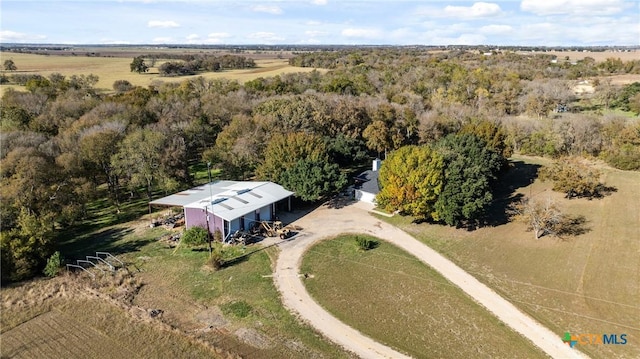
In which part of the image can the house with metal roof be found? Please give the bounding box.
[149,181,294,241]
[353,159,381,204]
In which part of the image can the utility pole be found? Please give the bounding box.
[206,162,214,256]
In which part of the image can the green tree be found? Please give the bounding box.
[204,114,262,180]
[0,210,55,283]
[279,159,347,201]
[3,59,17,71]
[433,133,503,226]
[376,145,444,218]
[80,121,127,210]
[257,132,327,183]
[130,56,149,73]
[111,128,168,201]
[44,251,64,277]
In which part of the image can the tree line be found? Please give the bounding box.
[130,54,256,76]
[1,48,639,283]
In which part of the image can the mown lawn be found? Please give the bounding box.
[379,155,640,359]
[301,234,547,359]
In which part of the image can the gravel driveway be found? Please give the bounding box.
[273,200,588,359]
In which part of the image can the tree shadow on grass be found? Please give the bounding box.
[58,227,154,260]
[555,214,591,240]
[482,160,542,227]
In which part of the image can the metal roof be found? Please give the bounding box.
[151,181,294,221]
[355,170,380,195]
[148,180,239,207]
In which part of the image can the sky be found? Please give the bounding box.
[1,0,639,46]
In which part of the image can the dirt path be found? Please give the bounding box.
[273,201,589,359]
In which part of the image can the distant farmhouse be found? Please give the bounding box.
[150,181,293,241]
[353,158,381,204]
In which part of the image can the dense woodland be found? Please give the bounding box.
[1,48,639,283]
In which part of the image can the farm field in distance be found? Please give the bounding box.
[0,49,325,96]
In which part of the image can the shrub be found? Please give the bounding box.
[181,226,208,247]
[355,236,379,251]
[221,300,252,318]
[113,80,134,93]
[44,251,64,277]
[206,242,225,270]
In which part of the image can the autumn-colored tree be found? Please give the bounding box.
[257,132,346,200]
[539,157,603,198]
[376,145,444,218]
[459,119,513,159]
[363,120,392,157]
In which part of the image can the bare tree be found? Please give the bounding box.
[510,196,563,239]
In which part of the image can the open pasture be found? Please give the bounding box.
[0,51,324,95]
[382,155,640,359]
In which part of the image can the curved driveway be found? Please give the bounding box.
[273,201,588,359]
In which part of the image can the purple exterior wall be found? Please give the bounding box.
[184,203,275,239]
[184,207,223,236]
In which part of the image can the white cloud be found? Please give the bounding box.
[306,20,323,26]
[424,32,487,45]
[480,24,513,35]
[208,32,231,39]
[185,32,231,44]
[251,5,283,15]
[311,0,328,5]
[152,37,174,43]
[443,2,503,18]
[0,30,46,42]
[342,28,383,39]
[247,32,285,42]
[305,30,329,37]
[521,0,627,16]
[100,39,132,45]
[148,20,180,28]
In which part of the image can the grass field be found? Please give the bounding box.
[1,298,218,359]
[300,234,547,359]
[379,155,640,359]
[523,50,639,63]
[1,200,351,358]
[0,51,325,96]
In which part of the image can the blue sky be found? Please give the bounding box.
[1,1,639,46]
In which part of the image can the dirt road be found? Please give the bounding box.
[273,201,589,358]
